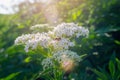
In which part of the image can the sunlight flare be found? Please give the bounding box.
[61,59,75,72]
[40,0,52,4]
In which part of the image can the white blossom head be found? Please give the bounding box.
[42,50,81,71]
[15,32,52,52]
[53,50,81,63]
[53,50,81,72]
[30,24,53,33]
[53,23,89,38]
[15,34,33,45]
[30,24,49,30]
[41,58,54,70]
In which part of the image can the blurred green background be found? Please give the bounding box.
[0,0,120,80]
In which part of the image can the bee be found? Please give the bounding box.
[54,37,61,41]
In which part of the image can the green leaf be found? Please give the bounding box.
[114,40,120,45]
[109,60,115,78]
[0,72,20,80]
[24,56,31,63]
[93,69,108,80]
[116,58,120,71]
[80,54,87,58]
[96,26,120,34]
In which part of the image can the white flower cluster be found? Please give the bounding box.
[53,23,89,38]
[41,50,81,70]
[15,23,89,52]
[15,33,51,52]
[53,50,81,63]
[15,34,33,45]
[15,23,89,71]
[30,24,49,30]
[41,58,54,70]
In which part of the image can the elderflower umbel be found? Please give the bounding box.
[52,50,81,71]
[30,24,49,30]
[30,24,53,33]
[41,50,81,70]
[53,50,81,63]
[53,23,89,38]
[15,34,34,45]
[15,32,52,52]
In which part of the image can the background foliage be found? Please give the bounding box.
[0,0,120,80]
